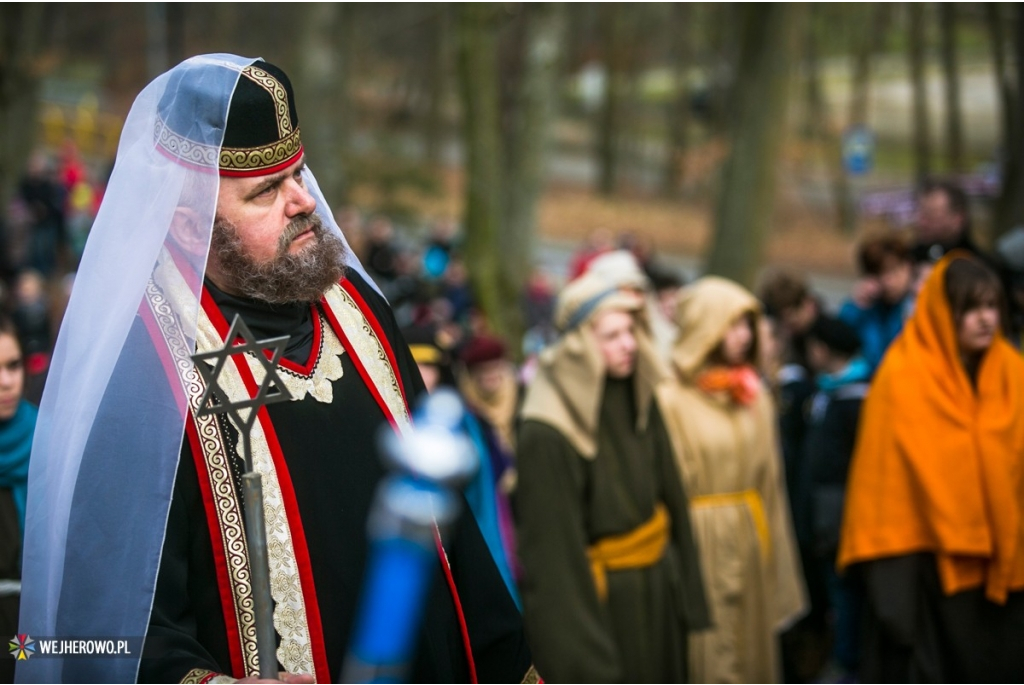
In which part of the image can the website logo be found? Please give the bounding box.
[9,634,34,660]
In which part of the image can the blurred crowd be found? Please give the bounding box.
[2,141,1024,682]
[380,178,1024,683]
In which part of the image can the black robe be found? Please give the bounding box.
[514,378,709,683]
[858,554,1024,682]
[137,271,529,683]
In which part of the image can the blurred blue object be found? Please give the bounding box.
[343,390,478,683]
[842,126,874,176]
[423,244,450,280]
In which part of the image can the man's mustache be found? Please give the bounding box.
[278,214,323,252]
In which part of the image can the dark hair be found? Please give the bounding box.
[707,311,759,367]
[808,314,861,357]
[0,315,18,340]
[918,178,971,232]
[944,257,1005,328]
[649,268,684,292]
[858,234,911,276]
[759,271,808,318]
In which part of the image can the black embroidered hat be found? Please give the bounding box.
[156,59,303,177]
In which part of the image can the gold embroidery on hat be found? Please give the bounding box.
[219,127,303,173]
[241,65,293,137]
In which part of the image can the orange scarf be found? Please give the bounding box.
[838,254,1024,604]
[696,365,761,406]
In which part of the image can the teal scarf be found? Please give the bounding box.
[0,400,36,537]
[817,356,872,394]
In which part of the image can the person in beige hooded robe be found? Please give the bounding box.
[657,276,807,683]
[515,272,710,683]
[586,249,680,362]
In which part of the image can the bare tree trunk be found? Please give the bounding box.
[1012,6,1024,231]
[456,3,508,338]
[596,2,626,196]
[807,5,857,234]
[297,4,355,207]
[995,4,1024,236]
[0,5,50,219]
[707,4,741,135]
[986,3,1023,238]
[801,4,826,140]
[939,2,965,175]
[501,3,565,345]
[705,3,804,289]
[661,3,691,198]
[850,4,889,128]
[145,3,169,79]
[908,2,933,182]
[166,2,186,65]
[425,6,451,167]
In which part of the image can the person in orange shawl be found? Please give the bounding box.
[838,253,1024,681]
[657,276,807,683]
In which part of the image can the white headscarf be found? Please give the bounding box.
[19,54,372,683]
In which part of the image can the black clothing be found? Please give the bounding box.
[778,365,827,682]
[204,279,315,364]
[776,364,816,548]
[366,240,398,282]
[912,232,988,266]
[805,383,867,556]
[516,378,710,683]
[139,272,530,683]
[859,553,1024,682]
[0,489,20,683]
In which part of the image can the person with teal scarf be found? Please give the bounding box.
[803,315,869,680]
[0,316,35,684]
[0,318,34,539]
[0,400,35,537]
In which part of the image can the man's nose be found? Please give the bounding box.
[285,179,317,217]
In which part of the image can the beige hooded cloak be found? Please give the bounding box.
[656,276,807,683]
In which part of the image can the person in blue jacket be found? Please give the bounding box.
[839,234,914,372]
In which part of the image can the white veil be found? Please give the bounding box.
[18,54,371,683]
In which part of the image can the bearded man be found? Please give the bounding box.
[18,56,529,684]
[514,272,710,682]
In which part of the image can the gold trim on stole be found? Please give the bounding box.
[145,276,260,678]
[193,307,317,678]
[323,283,412,435]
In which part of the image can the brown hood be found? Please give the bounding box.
[671,276,762,380]
[520,272,667,458]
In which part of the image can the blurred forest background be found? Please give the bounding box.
[1,2,1022,340]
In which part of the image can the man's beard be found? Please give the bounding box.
[209,213,348,304]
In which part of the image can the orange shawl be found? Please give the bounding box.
[838,254,1024,603]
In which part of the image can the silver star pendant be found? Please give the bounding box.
[192,314,293,471]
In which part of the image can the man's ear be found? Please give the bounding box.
[169,206,207,255]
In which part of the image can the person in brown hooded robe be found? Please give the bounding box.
[515,271,710,683]
[657,276,807,683]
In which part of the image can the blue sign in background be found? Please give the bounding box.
[842,126,875,176]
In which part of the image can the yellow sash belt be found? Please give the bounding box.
[691,488,771,560]
[587,504,669,601]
